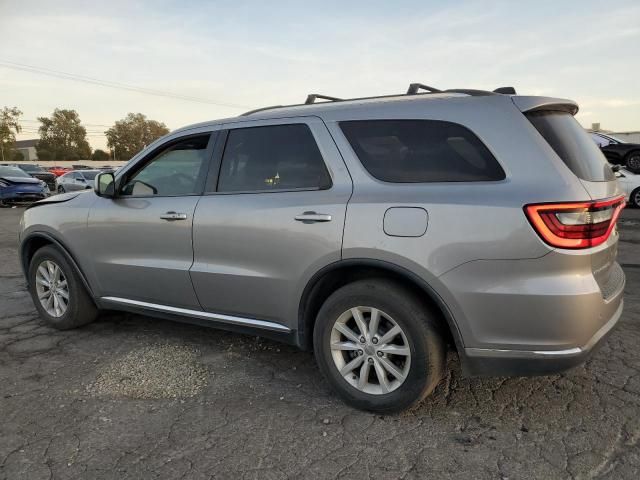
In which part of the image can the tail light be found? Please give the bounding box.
[524,196,625,249]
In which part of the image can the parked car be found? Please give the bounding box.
[8,163,56,191]
[589,132,640,173]
[614,167,640,207]
[47,166,72,177]
[18,85,626,412]
[55,170,101,193]
[0,165,49,207]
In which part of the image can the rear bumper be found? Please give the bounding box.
[437,246,625,377]
[461,299,623,376]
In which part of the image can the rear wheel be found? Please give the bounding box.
[625,152,640,173]
[28,246,97,329]
[313,279,446,413]
[630,188,640,208]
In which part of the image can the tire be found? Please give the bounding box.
[625,151,640,174]
[313,279,446,413]
[28,245,98,330]
[630,188,640,209]
[57,186,65,194]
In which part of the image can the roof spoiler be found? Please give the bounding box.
[511,96,579,115]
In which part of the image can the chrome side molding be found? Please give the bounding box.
[101,296,291,333]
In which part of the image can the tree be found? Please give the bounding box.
[12,150,24,161]
[105,113,169,160]
[92,149,110,161]
[0,106,22,162]
[36,109,92,161]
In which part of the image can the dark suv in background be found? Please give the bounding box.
[590,132,640,173]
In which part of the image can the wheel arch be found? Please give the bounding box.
[297,259,465,357]
[20,232,95,297]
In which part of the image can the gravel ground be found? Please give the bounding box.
[1,207,639,479]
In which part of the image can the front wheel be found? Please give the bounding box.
[630,188,640,208]
[625,152,640,173]
[28,246,98,329]
[57,186,65,194]
[313,279,446,413]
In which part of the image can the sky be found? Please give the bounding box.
[1,0,639,151]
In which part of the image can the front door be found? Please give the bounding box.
[190,118,352,329]
[87,132,216,309]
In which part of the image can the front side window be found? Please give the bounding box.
[340,120,505,183]
[217,124,332,193]
[121,135,211,196]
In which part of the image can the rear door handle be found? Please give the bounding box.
[294,212,332,223]
[160,211,188,221]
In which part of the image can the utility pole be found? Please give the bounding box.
[1,138,7,163]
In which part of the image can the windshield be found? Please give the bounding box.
[0,166,32,178]
[18,164,43,172]
[81,171,99,180]
[601,133,626,144]
[527,111,615,182]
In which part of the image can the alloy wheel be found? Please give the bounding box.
[330,306,411,395]
[35,260,69,317]
[628,154,640,171]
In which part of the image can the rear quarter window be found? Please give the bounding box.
[526,111,615,182]
[339,120,505,183]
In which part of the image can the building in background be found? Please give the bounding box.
[14,139,39,161]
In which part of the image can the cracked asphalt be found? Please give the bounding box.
[1,207,640,480]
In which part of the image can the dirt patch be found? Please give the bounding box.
[87,344,208,399]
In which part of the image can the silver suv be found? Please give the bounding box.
[19,85,626,412]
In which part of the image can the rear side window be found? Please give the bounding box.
[340,120,505,183]
[217,124,332,192]
[527,111,615,182]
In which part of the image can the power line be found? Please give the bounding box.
[21,119,112,128]
[0,59,252,109]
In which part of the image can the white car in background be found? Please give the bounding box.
[615,168,640,208]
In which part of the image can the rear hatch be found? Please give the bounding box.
[514,96,624,299]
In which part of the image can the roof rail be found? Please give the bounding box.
[406,83,442,94]
[240,83,519,116]
[305,94,342,104]
[240,105,285,116]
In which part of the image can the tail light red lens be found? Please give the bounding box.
[524,196,625,249]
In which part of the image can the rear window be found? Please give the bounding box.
[340,120,505,183]
[526,111,615,182]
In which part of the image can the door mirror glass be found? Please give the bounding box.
[95,172,115,197]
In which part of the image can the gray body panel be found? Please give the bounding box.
[19,91,625,377]
[190,117,352,328]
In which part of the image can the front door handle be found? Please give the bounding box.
[294,212,332,223]
[160,211,188,221]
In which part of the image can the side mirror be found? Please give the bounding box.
[95,172,116,198]
[611,164,621,172]
[615,171,624,178]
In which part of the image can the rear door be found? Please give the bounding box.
[87,132,217,309]
[190,117,352,329]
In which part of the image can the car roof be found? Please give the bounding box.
[172,90,578,136]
